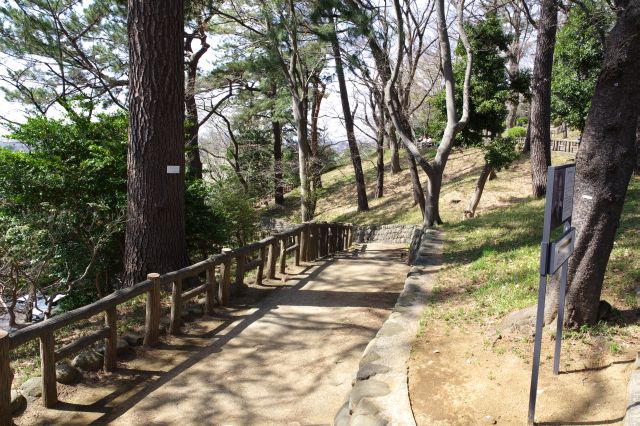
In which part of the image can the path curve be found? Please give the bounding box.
[20,243,409,425]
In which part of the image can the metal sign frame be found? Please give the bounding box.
[528,163,577,425]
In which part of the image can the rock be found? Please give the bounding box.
[56,362,80,384]
[356,363,391,381]
[348,379,390,411]
[186,304,204,317]
[122,332,144,347]
[117,337,134,356]
[71,349,104,371]
[180,310,194,323]
[500,305,537,334]
[598,300,612,321]
[10,390,27,414]
[19,377,42,398]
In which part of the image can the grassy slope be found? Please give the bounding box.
[264,148,638,325]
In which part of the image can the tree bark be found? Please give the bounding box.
[185,66,202,180]
[388,127,402,174]
[331,22,369,212]
[124,0,189,286]
[375,127,385,198]
[293,96,313,221]
[522,120,531,153]
[405,144,425,212]
[528,0,557,198]
[464,163,492,218]
[310,77,325,191]
[561,0,640,327]
[272,120,285,205]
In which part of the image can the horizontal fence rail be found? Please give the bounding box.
[516,137,581,154]
[0,222,353,424]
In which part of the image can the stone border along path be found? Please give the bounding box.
[335,228,442,425]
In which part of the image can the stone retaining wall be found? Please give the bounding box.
[335,228,442,425]
[353,224,421,245]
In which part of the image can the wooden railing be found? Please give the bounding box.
[516,137,581,154]
[0,222,353,424]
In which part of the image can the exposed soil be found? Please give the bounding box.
[410,317,635,425]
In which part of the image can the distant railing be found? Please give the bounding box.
[0,222,353,424]
[516,137,581,154]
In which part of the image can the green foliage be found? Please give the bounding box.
[208,179,258,247]
[0,110,128,311]
[484,137,519,171]
[506,126,527,139]
[551,1,614,131]
[0,0,128,113]
[185,179,229,261]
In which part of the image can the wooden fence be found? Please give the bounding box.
[0,222,352,424]
[516,137,581,154]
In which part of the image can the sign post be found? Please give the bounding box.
[528,164,576,425]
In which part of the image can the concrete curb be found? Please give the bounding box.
[624,354,640,426]
[335,228,442,426]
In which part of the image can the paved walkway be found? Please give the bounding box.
[20,243,409,425]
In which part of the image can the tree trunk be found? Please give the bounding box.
[389,128,402,174]
[272,120,284,205]
[375,127,385,198]
[522,120,531,154]
[310,78,325,191]
[331,23,369,212]
[185,66,202,180]
[561,0,640,327]
[293,97,313,221]
[424,170,443,226]
[124,0,189,286]
[405,144,425,213]
[528,0,557,198]
[635,121,639,175]
[464,163,492,218]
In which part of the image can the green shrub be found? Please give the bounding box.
[506,126,527,139]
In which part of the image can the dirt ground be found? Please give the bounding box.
[14,243,409,425]
[410,318,635,426]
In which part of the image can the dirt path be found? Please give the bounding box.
[18,243,409,426]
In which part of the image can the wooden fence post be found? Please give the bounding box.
[279,237,287,274]
[40,332,57,408]
[321,225,328,257]
[0,331,12,426]
[205,264,217,315]
[347,224,353,248]
[220,249,232,305]
[266,238,278,279]
[294,232,301,266]
[104,307,117,372]
[144,273,161,346]
[235,252,246,287]
[308,225,316,261]
[170,279,183,335]
[257,246,267,285]
[300,224,308,262]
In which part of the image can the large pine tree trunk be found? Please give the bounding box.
[331,24,369,212]
[528,0,557,198]
[272,120,285,206]
[124,0,189,286]
[561,0,640,327]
